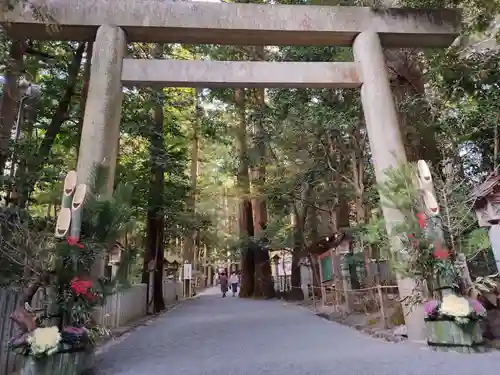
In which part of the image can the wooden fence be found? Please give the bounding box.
[0,288,22,375]
[0,281,181,375]
[316,283,400,327]
[0,287,45,375]
[94,284,148,330]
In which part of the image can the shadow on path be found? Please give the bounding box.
[95,287,500,375]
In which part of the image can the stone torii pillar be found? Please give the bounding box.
[76,25,126,277]
[76,24,126,196]
[353,32,426,342]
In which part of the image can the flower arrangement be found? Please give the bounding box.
[10,324,90,357]
[8,169,134,369]
[26,327,61,357]
[377,163,487,352]
[8,236,104,358]
[401,209,459,297]
[424,295,487,324]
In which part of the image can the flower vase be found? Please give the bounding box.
[21,349,94,375]
[425,318,485,353]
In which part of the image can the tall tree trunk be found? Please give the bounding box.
[350,117,372,284]
[0,39,24,177]
[291,207,306,300]
[336,166,360,289]
[182,88,201,296]
[22,42,85,205]
[144,44,166,313]
[290,182,311,300]
[306,203,322,298]
[251,46,274,299]
[235,88,255,298]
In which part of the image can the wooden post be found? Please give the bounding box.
[317,254,326,306]
[331,249,341,308]
[310,263,317,312]
[377,284,388,329]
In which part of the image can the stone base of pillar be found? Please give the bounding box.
[398,277,427,342]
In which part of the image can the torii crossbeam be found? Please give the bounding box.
[2,1,460,47]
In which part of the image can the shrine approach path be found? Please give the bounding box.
[94,287,500,375]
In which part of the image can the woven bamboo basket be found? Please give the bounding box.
[21,349,94,375]
[425,319,486,353]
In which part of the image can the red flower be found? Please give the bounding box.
[67,236,84,248]
[433,241,449,260]
[416,212,427,229]
[70,277,95,299]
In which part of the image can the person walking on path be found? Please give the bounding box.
[229,272,239,297]
[219,272,228,298]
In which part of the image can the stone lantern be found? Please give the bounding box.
[107,242,123,279]
[270,253,280,278]
[108,243,123,265]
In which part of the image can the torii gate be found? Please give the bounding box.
[1,0,461,341]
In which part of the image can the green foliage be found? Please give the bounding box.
[365,164,459,300]
[82,175,136,245]
[462,227,490,258]
[43,168,135,334]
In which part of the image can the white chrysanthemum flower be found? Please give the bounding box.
[26,326,61,357]
[440,294,472,318]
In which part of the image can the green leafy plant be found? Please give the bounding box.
[364,163,460,305]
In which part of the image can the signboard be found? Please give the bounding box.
[183,263,192,280]
[320,254,333,282]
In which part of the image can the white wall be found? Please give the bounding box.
[163,280,181,304]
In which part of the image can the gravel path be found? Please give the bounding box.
[95,287,500,375]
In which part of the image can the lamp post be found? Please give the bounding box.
[10,79,41,175]
[0,77,41,176]
[1,76,41,205]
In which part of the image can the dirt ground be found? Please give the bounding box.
[295,297,408,342]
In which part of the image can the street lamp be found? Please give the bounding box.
[1,75,41,205]
[7,78,41,177]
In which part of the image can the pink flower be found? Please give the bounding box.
[468,299,486,317]
[424,300,440,317]
[63,326,86,335]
